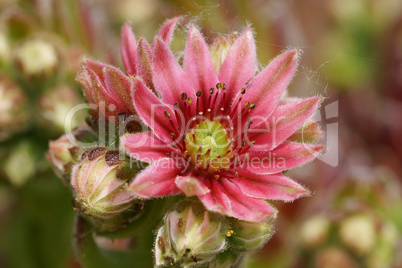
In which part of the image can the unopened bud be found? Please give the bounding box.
[300,215,330,248]
[155,201,227,267]
[227,213,276,252]
[71,148,138,223]
[339,214,376,255]
[47,127,97,182]
[209,32,239,74]
[0,75,28,141]
[14,39,58,78]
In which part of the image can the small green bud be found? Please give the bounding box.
[209,33,239,74]
[155,201,227,267]
[227,213,276,252]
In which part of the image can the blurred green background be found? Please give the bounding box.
[0,0,401,267]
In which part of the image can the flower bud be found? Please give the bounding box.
[227,213,276,252]
[47,127,98,182]
[299,215,330,248]
[76,58,136,123]
[155,201,227,267]
[71,148,138,223]
[339,214,376,255]
[14,39,58,78]
[0,75,28,141]
[209,32,239,74]
[37,85,84,134]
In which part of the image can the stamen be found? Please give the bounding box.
[164,110,171,119]
[241,88,246,94]
[181,92,187,100]
[216,83,223,89]
[188,98,193,104]
[209,87,214,94]
[250,103,256,110]
[196,90,202,97]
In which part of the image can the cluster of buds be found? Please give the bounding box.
[297,166,402,268]
[155,201,276,267]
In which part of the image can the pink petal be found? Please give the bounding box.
[247,97,322,150]
[132,77,183,143]
[243,49,299,127]
[121,23,137,76]
[218,28,256,112]
[136,38,154,91]
[199,179,277,222]
[152,38,194,108]
[244,141,324,174]
[121,132,181,162]
[152,17,181,48]
[103,66,136,114]
[129,158,182,198]
[183,25,218,112]
[230,169,310,201]
[175,176,210,197]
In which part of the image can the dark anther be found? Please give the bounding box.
[196,90,202,97]
[209,87,214,94]
[181,92,187,100]
[222,83,227,90]
[88,147,105,161]
[244,101,249,107]
[105,150,121,166]
[188,98,193,104]
[174,102,179,109]
[164,110,171,118]
[216,83,223,89]
[241,88,246,94]
[250,103,256,109]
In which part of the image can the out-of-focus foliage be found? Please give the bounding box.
[1,0,401,267]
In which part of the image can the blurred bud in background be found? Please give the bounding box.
[36,85,84,134]
[3,141,38,186]
[14,38,59,79]
[0,74,28,141]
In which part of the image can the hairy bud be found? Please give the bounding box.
[227,213,276,252]
[155,201,227,267]
[71,148,138,226]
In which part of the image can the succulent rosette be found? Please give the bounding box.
[120,23,324,222]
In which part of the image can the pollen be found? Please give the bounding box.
[184,119,232,173]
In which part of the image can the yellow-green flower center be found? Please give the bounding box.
[185,119,232,173]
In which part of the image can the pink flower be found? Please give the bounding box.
[76,18,181,121]
[122,25,324,222]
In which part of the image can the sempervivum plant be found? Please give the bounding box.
[49,18,324,267]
